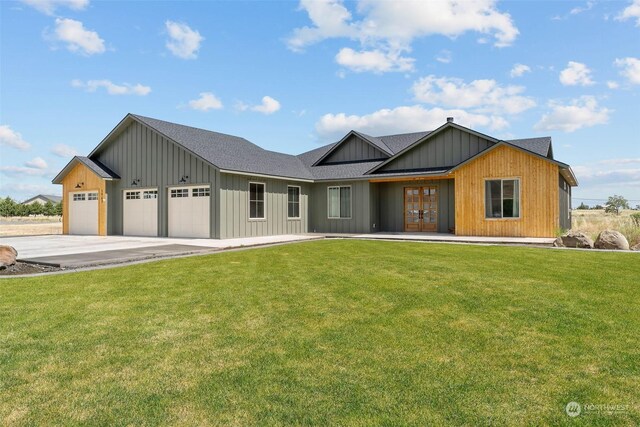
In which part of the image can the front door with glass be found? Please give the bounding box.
[404,186,438,232]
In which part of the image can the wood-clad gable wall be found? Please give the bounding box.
[320,135,388,164]
[454,145,560,237]
[377,127,494,173]
[60,162,107,235]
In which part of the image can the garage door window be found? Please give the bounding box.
[249,182,265,219]
[125,191,140,200]
[192,187,210,197]
[73,193,85,201]
[88,193,98,201]
[143,190,158,199]
[171,189,188,198]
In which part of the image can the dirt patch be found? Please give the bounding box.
[0,222,62,237]
[0,262,63,276]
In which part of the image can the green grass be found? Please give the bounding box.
[1,240,639,426]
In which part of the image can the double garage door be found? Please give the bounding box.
[121,185,210,238]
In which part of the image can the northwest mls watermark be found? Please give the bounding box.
[565,401,629,417]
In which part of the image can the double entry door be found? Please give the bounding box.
[404,186,438,232]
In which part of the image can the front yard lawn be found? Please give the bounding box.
[1,240,638,425]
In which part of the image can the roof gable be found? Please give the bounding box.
[367,122,497,175]
[52,156,119,184]
[312,130,392,166]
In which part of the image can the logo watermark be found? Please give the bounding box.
[565,401,629,417]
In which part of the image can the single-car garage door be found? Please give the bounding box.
[69,191,99,235]
[168,185,210,238]
[123,189,158,236]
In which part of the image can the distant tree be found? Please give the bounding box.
[54,201,63,216]
[43,201,56,216]
[576,202,589,210]
[28,201,44,216]
[0,197,17,217]
[604,195,629,215]
[636,204,640,211]
[593,204,604,210]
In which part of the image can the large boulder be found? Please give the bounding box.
[561,231,594,249]
[0,245,18,268]
[594,230,630,250]
[631,243,640,251]
[553,237,564,247]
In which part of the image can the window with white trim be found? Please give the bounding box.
[125,191,140,200]
[88,193,98,201]
[143,190,158,199]
[485,179,520,219]
[170,189,188,198]
[192,187,210,197]
[73,193,85,201]
[249,182,265,219]
[328,186,351,219]
[288,186,300,219]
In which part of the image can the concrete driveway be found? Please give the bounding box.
[0,234,319,268]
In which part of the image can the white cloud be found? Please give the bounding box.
[617,0,640,26]
[21,0,88,15]
[614,57,640,84]
[315,105,508,141]
[510,63,531,78]
[570,1,594,15]
[165,21,203,59]
[25,157,48,169]
[435,50,452,64]
[335,47,414,73]
[0,125,31,151]
[248,96,281,115]
[53,18,105,55]
[559,61,594,86]
[0,158,50,177]
[51,143,78,157]
[0,182,61,201]
[411,75,536,115]
[534,96,611,133]
[606,81,620,89]
[287,0,518,73]
[71,79,151,95]
[187,92,223,111]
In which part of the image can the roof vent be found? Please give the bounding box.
[446,117,454,123]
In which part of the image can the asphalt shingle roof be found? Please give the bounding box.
[132,114,313,180]
[77,156,120,179]
[505,137,552,157]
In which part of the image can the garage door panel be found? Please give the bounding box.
[123,189,158,237]
[69,191,99,235]
[168,186,210,238]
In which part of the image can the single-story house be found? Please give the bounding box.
[52,113,577,238]
[21,194,63,205]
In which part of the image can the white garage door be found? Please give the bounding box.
[168,186,210,238]
[69,191,99,235]
[123,189,158,236]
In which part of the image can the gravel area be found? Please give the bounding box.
[0,262,63,276]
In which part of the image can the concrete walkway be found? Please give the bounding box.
[0,234,321,267]
[331,232,556,245]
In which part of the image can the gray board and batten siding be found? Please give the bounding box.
[308,180,374,233]
[94,120,221,238]
[376,127,494,173]
[218,173,310,239]
[559,174,572,231]
[320,134,390,164]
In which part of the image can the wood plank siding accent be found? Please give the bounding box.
[60,162,107,236]
[454,145,560,237]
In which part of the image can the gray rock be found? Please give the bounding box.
[631,243,640,251]
[594,230,630,250]
[553,237,564,247]
[0,245,18,269]
[561,231,594,249]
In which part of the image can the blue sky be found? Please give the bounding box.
[1,0,639,206]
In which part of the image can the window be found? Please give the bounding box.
[143,190,158,199]
[73,193,85,201]
[88,193,98,201]
[125,191,140,200]
[192,187,210,197]
[485,179,520,219]
[170,189,188,198]
[328,186,351,219]
[249,182,265,219]
[288,186,300,219]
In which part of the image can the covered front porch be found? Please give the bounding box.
[332,232,556,246]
